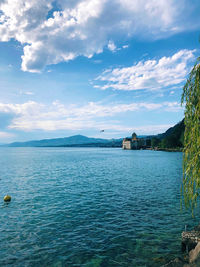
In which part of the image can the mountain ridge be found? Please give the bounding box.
[2,120,185,148]
[3,134,122,147]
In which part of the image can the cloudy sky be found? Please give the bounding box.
[0,0,199,142]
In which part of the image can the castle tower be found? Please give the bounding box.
[132,132,137,141]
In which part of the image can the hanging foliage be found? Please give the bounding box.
[181,57,200,211]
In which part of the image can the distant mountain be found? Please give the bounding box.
[4,135,122,147]
[2,120,185,149]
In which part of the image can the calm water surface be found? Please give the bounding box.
[0,148,199,266]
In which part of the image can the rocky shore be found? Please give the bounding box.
[162,225,200,267]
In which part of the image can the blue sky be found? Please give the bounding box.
[0,0,199,142]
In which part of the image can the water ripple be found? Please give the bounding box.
[0,148,199,266]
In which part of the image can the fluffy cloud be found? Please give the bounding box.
[95,49,195,91]
[0,131,14,138]
[107,41,117,52]
[0,0,199,72]
[0,100,182,132]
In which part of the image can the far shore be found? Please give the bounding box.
[151,147,183,152]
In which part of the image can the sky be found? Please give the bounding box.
[0,0,199,143]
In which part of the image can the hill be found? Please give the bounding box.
[4,135,122,147]
[2,120,185,149]
[151,119,185,149]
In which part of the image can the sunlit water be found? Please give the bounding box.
[0,148,199,267]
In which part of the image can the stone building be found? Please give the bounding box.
[122,137,132,149]
[122,132,148,150]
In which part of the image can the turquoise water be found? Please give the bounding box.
[0,148,199,266]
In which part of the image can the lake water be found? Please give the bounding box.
[0,148,199,267]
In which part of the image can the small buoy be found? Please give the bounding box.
[4,195,11,202]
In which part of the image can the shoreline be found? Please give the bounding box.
[152,147,183,152]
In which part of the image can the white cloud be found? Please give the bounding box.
[0,0,199,72]
[122,45,129,49]
[107,41,117,52]
[0,100,182,132]
[25,91,34,95]
[95,49,195,91]
[19,90,34,95]
[0,131,15,141]
[93,59,102,64]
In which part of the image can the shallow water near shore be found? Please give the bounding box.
[0,147,199,266]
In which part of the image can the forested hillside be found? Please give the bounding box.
[151,119,185,149]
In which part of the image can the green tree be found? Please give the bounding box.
[164,135,178,148]
[160,138,167,149]
[151,137,160,148]
[181,57,200,210]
